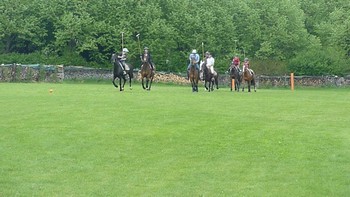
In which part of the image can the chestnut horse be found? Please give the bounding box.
[140,53,155,90]
[241,65,256,92]
[189,58,199,92]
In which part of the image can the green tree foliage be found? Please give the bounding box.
[0,0,349,75]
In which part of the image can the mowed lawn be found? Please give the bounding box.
[0,82,349,196]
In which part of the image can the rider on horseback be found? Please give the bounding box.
[205,51,216,76]
[141,47,155,70]
[243,57,250,68]
[243,57,254,75]
[187,49,200,79]
[117,48,129,75]
[232,55,241,72]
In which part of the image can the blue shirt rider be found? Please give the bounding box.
[187,49,200,79]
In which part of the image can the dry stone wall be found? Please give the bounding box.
[1,64,349,87]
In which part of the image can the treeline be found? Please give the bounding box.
[0,0,349,75]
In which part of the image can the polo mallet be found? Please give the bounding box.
[201,42,205,60]
[136,34,141,56]
[121,32,124,51]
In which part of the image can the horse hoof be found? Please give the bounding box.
[130,87,133,90]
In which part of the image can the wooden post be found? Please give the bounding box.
[290,73,294,91]
[231,79,235,90]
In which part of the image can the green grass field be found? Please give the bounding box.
[1,83,349,196]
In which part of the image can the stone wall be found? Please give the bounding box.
[0,64,63,82]
[2,64,349,87]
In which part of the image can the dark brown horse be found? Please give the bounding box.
[140,53,155,90]
[112,61,134,91]
[241,65,256,92]
[189,59,199,92]
[228,64,242,91]
[201,62,219,92]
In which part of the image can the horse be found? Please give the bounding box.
[189,58,199,92]
[112,61,134,91]
[140,53,155,91]
[201,61,219,92]
[228,64,242,91]
[241,65,256,92]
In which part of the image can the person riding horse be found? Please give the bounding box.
[114,48,129,75]
[241,57,256,92]
[232,55,241,72]
[243,57,253,75]
[205,51,216,76]
[140,47,155,70]
[187,49,200,80]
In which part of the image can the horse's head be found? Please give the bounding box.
[232,65,240,74]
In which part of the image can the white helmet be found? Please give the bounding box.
[192,49,197,53]
[122,48,129,53]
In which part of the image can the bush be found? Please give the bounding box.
[289,46,349,76]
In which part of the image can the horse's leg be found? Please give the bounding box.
[235,79,238,92]
[208,80,211,92]
[148,77,153,91]
[210,77,214,91]
[248,80,251,92]
[190,79,194,92]
[128,73,132,90]
[119,77,123,91]
[252,78,256,92]
[112,73,118,88]
[242,80,245,92]
[204,81,208,91]
[142,77,146,89]
[145,78,149,90]
[121,76,126,91]
[191,80,196,92]
[193,79,198,92]
[237,80,240,92]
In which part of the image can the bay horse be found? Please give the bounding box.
[189,58,199,92]
[201,62,219,92]
[241,65,256,92]
[112,60,134,91]
[140,53,155,91]
[228,64,242,91]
